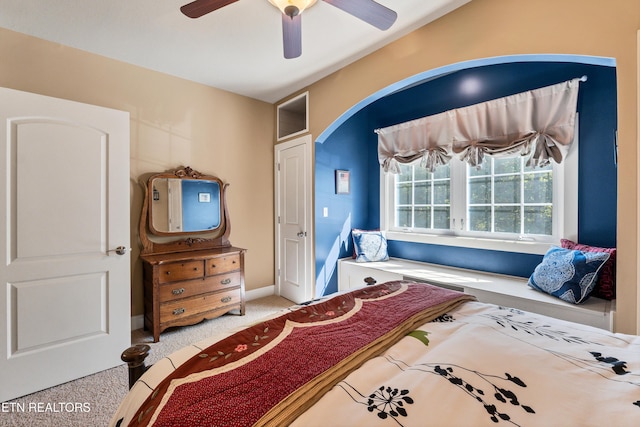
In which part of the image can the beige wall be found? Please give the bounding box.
[297,0,640,333]
[0,28,275,317]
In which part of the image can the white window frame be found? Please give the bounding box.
[380,124,579,256]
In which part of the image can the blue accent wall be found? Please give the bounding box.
[314,57,617,297]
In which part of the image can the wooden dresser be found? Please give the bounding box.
[138,166,246,342]
[141,247,245,342]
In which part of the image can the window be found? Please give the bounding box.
[466,157,553,236]
[381,146,577,255]
[395,161,451,230]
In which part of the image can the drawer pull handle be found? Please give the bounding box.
[221,296,232,303]
[173,308,185,316]
[172,288,185,295]
[193,267,198,271]
[211,264,216,268]
[165,271,171,275]
[220,278,232,285]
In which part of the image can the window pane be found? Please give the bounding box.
[469,206,491,231]
[414,207,431,229]
[414,181,431,205]
[433,180,450,204]
[469,161,490,177]
[414,166,429,181]
[469,177,491,204]
[524,206,552,235]
[397,182,412,205]
[495,175,520,203]
[398,164,412,182]
[494,158,520,174]
[434,164,450,179]
[524,172,552,203]
[396,206,412,228]
[433,207,450,229]
[495,206,521,233]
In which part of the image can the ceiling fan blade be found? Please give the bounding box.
[322,0,397,30]
[180,0,239,18]
[282,14,302,59]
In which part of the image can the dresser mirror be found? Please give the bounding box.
[149,177,222,234]
[139,166,231,255]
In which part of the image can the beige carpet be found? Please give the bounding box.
[1,295,294,427]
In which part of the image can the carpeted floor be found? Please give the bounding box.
[1,295,293,427]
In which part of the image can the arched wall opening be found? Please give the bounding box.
[314,55,618,297]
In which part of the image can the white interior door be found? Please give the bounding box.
[275,135,313,303]
[0,87,130,401]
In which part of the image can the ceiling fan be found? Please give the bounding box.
[180,0,397,59]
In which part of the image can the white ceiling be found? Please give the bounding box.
[0,0,470,103]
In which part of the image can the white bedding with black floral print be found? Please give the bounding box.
[291,301,640,427]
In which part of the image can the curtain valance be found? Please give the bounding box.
[377,78,583,173]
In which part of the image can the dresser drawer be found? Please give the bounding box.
[206,254,240,275]
[159,272,241,301]
[158,260,204,284]
[160,289,242,320]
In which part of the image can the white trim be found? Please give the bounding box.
[276,92,309,141]
[246,284,277,301]
[130,285,277,331]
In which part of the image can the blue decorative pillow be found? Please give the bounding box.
[352,229,389,263]
[528,246,610,304]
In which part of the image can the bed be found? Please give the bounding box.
[111,281,640,427]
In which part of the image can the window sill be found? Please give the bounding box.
[386,230,553,255]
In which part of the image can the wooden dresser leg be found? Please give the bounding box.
[121,344,151,389]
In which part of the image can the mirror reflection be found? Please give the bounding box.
[150,178,221,233]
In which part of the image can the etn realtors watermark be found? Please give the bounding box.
[1,401,91,413]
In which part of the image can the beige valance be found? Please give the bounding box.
[377,78,584,173]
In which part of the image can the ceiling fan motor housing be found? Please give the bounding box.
[284,5,300,17]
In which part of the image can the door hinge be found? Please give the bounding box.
[277,162,280,171]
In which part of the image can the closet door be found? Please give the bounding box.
[0,87,130,401]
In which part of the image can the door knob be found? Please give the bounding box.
[108,246,129,255]
[297,231,307,238]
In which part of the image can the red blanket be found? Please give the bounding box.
[129,281,474,426]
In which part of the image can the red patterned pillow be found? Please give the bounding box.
[560,239,616,300]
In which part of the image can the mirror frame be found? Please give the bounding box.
[139,166,231,254]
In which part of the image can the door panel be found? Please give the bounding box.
[0,87,130,401]
[11,273,106,352]
[14,121,105,258]
[284,237,302,288]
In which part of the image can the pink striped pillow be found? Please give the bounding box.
[560,239,616,300]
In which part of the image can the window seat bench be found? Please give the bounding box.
[337,257,614,331]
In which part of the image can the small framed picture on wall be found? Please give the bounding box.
[335,169,350,194]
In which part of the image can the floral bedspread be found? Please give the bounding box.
[112,283,640,427]
[292,301,640,427]
[116,281,473,427]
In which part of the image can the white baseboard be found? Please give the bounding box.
[130,284,276,331]
[131,314,144,331]
[246,284,276,300]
